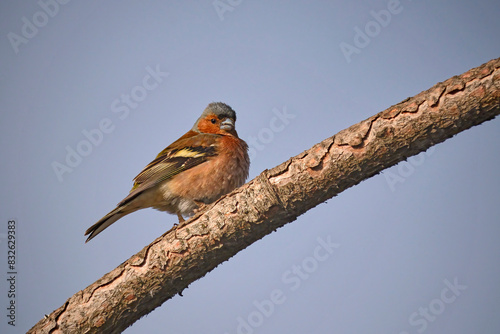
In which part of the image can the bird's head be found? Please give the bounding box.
[193,102,238,136]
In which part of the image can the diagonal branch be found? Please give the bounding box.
[29,57,500,334]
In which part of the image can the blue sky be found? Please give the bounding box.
[1,1,499,333]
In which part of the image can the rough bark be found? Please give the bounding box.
[29,57,500,333]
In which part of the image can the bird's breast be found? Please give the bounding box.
[166,136,249,204]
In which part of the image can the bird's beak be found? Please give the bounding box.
[220,118,235,131]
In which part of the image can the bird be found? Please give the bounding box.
[85,102,250,242]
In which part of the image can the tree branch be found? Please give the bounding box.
[29,57,500,334]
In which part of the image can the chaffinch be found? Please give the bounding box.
[85,102,250,242]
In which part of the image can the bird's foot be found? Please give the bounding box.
[193,201,207,213]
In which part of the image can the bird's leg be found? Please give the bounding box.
[193,200,207,213]
[173,213,185,238]
[175,212,192,231]
[176,202,206,231]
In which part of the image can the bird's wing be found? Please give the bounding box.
[131,131,219,191]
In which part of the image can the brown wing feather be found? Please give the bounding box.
[130,131,220,191]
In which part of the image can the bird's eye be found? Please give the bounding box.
[210,118,217,124]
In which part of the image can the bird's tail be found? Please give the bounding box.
[85,206,133,243]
